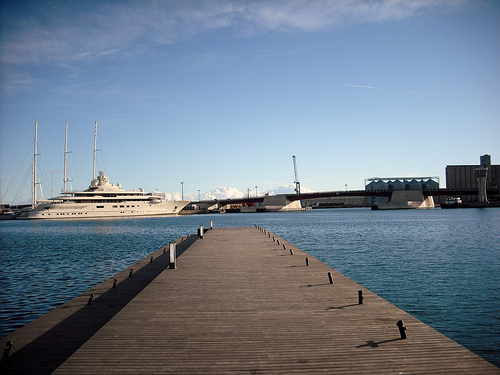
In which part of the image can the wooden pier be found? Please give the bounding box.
[1,226,498,374]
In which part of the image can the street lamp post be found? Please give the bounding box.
[198,189,200,202]
[181,182,184,201]
[255,185,258,197]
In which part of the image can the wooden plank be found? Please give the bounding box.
[1,227,498,374]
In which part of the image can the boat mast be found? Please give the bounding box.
[92,121,97,180]
[32,121,38,209]
[63,121,68,193]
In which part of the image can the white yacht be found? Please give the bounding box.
[17,121,189,220]
[18,171,189,219]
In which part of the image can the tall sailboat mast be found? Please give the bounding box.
[92,121,97,180]
[63,121,69,193]
[32,121,38,209]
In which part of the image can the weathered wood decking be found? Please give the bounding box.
[1,226,498,374]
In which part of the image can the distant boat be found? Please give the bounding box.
[0,204,16,220]
[18,121,189,220]
[440,197,464,209]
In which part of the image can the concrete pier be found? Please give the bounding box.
[1,227,498,374]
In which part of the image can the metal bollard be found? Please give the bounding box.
[289,249,294,255]
[113,279,117,288]
[328,272,334,284]
[277,240,280,246]
[210,220,213,229]
[2,341,12,362]
[305,257,309,266]
[87,294,94,305]
[129,268,133,277]
[169,242,177,269]
[150,256,154,263]
[358,290,364,304]
[199,225,204,239]
[396,320,407,339]
[283,244,286,250]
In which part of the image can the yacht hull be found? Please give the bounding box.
[17,200,190,220]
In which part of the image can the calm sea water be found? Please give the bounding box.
[0,208,499,367]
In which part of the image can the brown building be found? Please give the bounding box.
[445,154,500,202]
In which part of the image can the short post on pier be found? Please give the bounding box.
[2,341,12,362]
[396,320,407,339]
[169,242,177,269]
[198,225,204,239]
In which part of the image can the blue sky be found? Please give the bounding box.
[1,0,499,203]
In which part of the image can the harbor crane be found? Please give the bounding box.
[292,155,300,195]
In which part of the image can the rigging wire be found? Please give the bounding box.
[67,122,97,189]
[40,125,63,154]
[12,166,31,205]
[1,145,31,203]
[96,129,108,176]
[71,123,93,152]
[1,124,34,188]
[37,156,50,199]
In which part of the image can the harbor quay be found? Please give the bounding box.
[1,226,498,374]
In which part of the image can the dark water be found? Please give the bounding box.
[1,208,499,367]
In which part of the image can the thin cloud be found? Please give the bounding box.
[344,84,380,90]
[0,0,470,66]
[0,72,44,91]
[344,84,416,94]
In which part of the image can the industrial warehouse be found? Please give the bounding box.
[445,154,499,203]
